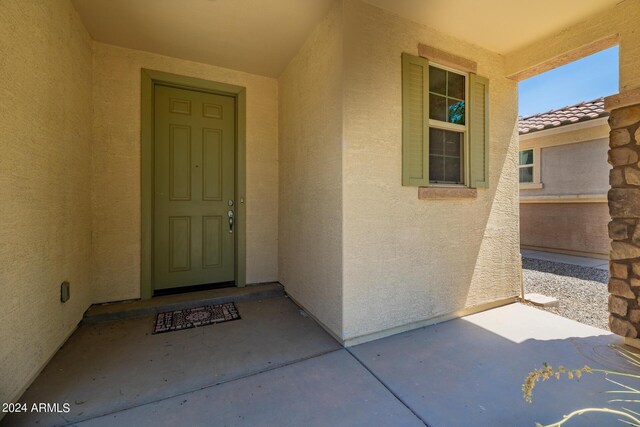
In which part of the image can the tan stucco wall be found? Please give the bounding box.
[506,0,640,92]
[518,124,611,257]
[278,1,344,337]
[527,139,610,196]
[91,43,278,302]
[521,203,610,257]
[341,0,520,341]
[0,0,93,405]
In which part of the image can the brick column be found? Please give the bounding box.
[606,89,640,344]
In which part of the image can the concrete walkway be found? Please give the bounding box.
[3,298,630,427]
[521,248,609,270]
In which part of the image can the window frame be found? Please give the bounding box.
[427,62,470,187]
[401,50,490,192]
[518,147,543,189]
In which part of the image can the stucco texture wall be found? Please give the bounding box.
[538,139,610,196]
[341,0,520,341]
[0,0,93,405]
[506,0,640,92]
[278,2,344,337]
[518,124,611,257]
[91,43,278,303]
[521,203,610,257]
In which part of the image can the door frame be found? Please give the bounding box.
[140,69,246,299]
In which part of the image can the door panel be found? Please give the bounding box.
[202,129,223,201]
[154,85,235,290]
[202,215,223,268]
[169,216,191,272]
[169,125,192,201]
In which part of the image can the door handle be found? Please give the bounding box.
[227,210,234,233]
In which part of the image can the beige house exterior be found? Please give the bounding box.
[519,99,611,258]
[2,0,640,408]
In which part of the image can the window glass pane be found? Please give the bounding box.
[447,99,465,125]
[429,94,446,121]
[429,66,446,95]
[429,128,445,155]
[448,72,465,100]
[444,130,461,156]
[444,157,461,183]
[519,150,533,165]
[429,66,466,126]
[429,128,463,183]
[429,155,444,182]
[519,166,533,183]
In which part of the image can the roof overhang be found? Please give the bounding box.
[520,117,609,140]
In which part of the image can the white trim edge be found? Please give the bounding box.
[520,193,608,204]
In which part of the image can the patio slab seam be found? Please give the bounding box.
[345,348,430,427]
[61,347,343,426]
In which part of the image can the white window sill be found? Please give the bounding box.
[519,182,544,190]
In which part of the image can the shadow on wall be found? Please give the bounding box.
[465,114,520,309]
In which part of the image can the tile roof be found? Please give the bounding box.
[518,97,608,135]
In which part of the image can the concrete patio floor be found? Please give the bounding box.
[3,297,632,427]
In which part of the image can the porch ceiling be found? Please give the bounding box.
[72,0,621,78]
[71,0,335,78]
[363,0,620,54]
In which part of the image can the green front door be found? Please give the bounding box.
[153,85,235,291]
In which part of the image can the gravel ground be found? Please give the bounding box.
[522,257,610,331]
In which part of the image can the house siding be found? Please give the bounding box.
[91,43,279,303]
[519,126,612,257]
[341,0,520,342]
[520,203,610,258]
[0,0,93,406]
[534,139,610,196]
[278,1,344,337]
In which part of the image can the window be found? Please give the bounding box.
[518,147,543,189]
[519,149,534,183]
[429,128,463,184]
[401,52,489,190]
[428,65,466,184]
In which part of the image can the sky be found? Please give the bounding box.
[518,46,619,117]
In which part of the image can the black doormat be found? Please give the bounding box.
[152,302,241,334]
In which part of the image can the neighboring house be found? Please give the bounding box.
[2,0,640,409]
[519,98,611,258]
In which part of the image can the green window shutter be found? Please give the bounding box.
[469,74,490,188]
[402,52,429,186]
